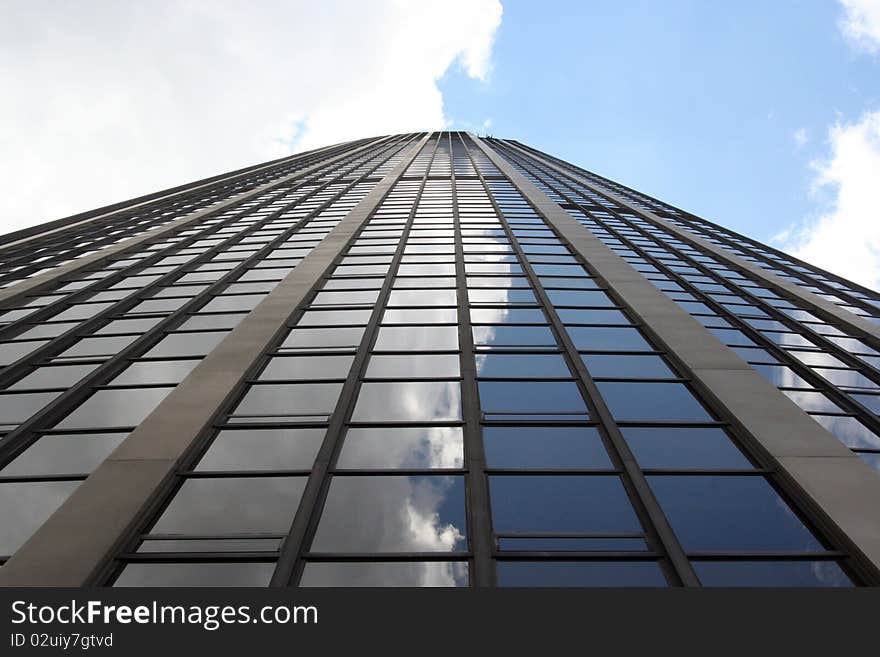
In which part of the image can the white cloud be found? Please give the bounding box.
[839,0,880,53]
[0,0,502,234]
[792,127,809,149]
[776,110,880,291]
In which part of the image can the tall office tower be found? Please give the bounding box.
[0,132,879,588]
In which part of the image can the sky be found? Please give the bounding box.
[2,0,879,290]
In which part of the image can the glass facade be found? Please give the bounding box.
[488,140,880,470]
[0,132,877,588]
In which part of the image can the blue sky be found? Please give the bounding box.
[3,1,879,287]
[440,0,879,271]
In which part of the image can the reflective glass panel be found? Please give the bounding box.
[10,364,100,390]
[496,561,666,587]
[489,475,640,533]
[300,561,468,587]
[231,383,343,420]
[366,355,460,378]
[196,428,326,471]
[351,382,461,421]
[476,354,570,378]
[482,426,612,469]
[110,360,200,385]
[1,433,127,476]
[567,327,651,351]
[0,480,81,555]
[581,354,674,379]
[114,563,274,587]
[373,326,458,351]
[259,355,354,381]
[55,387,173,429]
[151,477,307,534]
[648,475,824,552]
[310,475,467,552]
[145,332,227,357]
[693,560,852,587]
[597,382,713,422]
[479,381,587,418]
[622,427,751,469]
[336,427,464,469]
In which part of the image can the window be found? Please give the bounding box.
[1,433,127,476]
[597,382,713,422]
[114,562,274,587]
[621,427,751,469]
[352,382,461,422]
[259,355,354,381]
[545,289,614,307]
[374,326,458,351]
[312,290,380,306]
[387,289,456,307]
[128,298,188,314]
[472,325,557,349]
[483,426,612,469]
[496,562,666,587]
[280,327,365,351]
[196,428,326,471]
[310,475,467,552]
[582,354,674,379]
[0,391,61,428]
[489,475,640,533]
[337,427,464,469]
[476,354,570,378]
[0,480,81,555]
[10,364,100,390]
[296,310,372,326]
[648,475,824,552]
[470,308,546,324]
[199,294,265,313]
[382,308,457,324]
[300,561,468,587]
[52,303,113,322]
[177,314,246,330]
[55,387,174,429]
[566,327,652,352]
[366,354,459,379]
[479,381,588,420]
[693,560,851,587]
[95,317,163,335]
[145,332,227,357]
[151,476,307,534]
[110,360,200,385]
[231,383,344,422]
[56,335,139,360]
[0,340,50,366]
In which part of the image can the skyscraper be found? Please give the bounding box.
[0,131,878,588]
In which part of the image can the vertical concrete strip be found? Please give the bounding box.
[498,139,880,343]
[470,134,880,579]
[0,133,430,587]
[0,136,393,309]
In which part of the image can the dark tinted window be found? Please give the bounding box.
[483,426,612,469]
[597,382,713,422]
[648,475,824,552]
[489,475,640,533]
[497,561,665,587]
